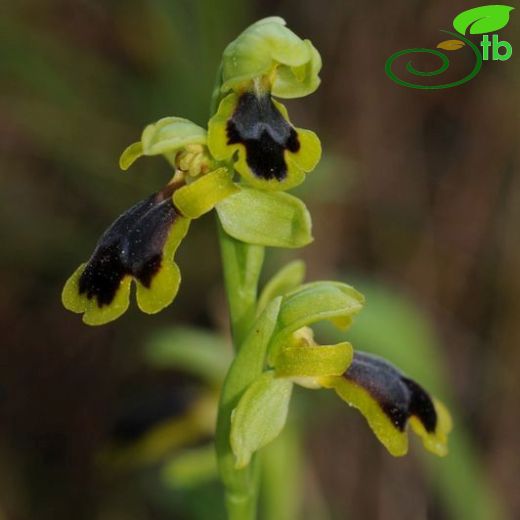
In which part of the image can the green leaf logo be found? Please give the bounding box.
[453,5,514,35]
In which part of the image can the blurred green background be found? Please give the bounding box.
[1,1,518,519]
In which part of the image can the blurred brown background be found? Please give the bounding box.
[1,1,519,519]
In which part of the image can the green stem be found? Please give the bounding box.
[218,221,265,348]
[224,487,258,520]
[216,219,268,519]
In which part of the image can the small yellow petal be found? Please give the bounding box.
[119,142,144,171]
[274,342,353,378]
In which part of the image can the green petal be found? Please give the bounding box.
[216,187,312,248]
[275,342,353,378]
[62,264,132,326]
[230,371,293,469]
[268,282,363,364]
[141,117,207,156]
[276,281,364,337]
[119,142,143,171]
[221,17,321,98]
[216,298,282,487]
[224,297,283,403]
[119,117,207,170]
[173,168,239,219]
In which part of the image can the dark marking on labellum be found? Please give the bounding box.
[78,188,178,307]
[226,92,300,181]
[401,377,437,432]
[345,352,437,433]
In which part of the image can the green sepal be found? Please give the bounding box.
[173,167,239,219]
[216,297,282,493]
[274,342,353,378]
[223,297,282,403]
[221,17,321,99]
[142,117,206,155]
[230,370,293,469]
[119,117,207,170]
[216,187,312,248]
[257,260,306,314]
[276,281,364,338]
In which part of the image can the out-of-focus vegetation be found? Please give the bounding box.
[1,1,518,519]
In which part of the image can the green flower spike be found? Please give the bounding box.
[319,352,452,457]
[229,281,364,468]
[229,269,450,466]
[208,17,322,191]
